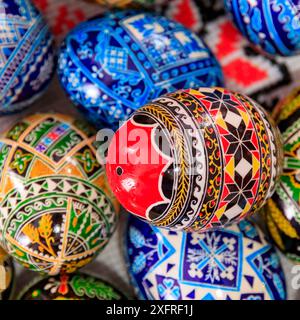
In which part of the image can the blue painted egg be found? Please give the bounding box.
[57,10,224,130]
[0,0,55,113]
[225,0,300,56]
[126,216,287,300]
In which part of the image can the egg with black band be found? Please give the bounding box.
[265,87,300,262]
[106,87,283,232]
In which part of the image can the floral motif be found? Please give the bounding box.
[19,273,126,300]
[184,232,239,287]
[157,276,181,300]
[74,149,99,173]
[10,150,33,175]
[225,0,300,56]
[0,114,119,275]
[6,123,28,141]
[58,11,223,130]
[22,214,56,257]
[44,274,70,295]
[126,217,286,300]
[129,226,159,274]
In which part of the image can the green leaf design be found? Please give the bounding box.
[70,275,121,300]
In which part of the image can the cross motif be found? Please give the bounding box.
[75,149,99,173]
[10,149,33,175]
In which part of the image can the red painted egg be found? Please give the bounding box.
[106,87,283,232]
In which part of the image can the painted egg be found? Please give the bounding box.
[0,0,55,113]
[106,87,283,232]
[0,246,14,300]
[18,273,127,300]
[0,114,119,275]
[57,10,224,130]
[126,216,287,300]
[265,87,300,262]
[225,0,300,56]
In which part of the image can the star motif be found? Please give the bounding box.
[10,150,33,175]
[201,89,240,110]
[223,118,256,157]
[6,123,28,141]
[75,149,99,173]
[224,178,256,210]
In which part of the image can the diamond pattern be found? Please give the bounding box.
[0,176,116,226]
[224,110,242,128]
[205,16,292,110]
[198,88,262,225]
[0,3,34,65]
[104,46,128,73]
[181,231,242,290]
[236,158,252,179]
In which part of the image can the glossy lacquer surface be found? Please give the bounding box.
[0,0,55,112]
[18,273,127,300]
[106,87,283,232]
[0,114,119,275]
[57,10,223,130]
[225,0,300,56]
[265,87,300,262]
[126,216,287,300]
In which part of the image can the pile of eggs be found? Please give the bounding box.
[57,10,223,130]
[0,0,300,300]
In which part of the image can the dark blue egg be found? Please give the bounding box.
[125,216,287,300]
[57,11,224,130]
[225,0,300,56]
[0,0,55,113]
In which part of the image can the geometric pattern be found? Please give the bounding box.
[126,217,175,300]
[31,0,220,42]
[204,16,294,112]
[265,87,300,262]
[106,87,282,232]
[0,114,119,275]
[32,0,298,115]
[31,0,299,114]
[18,273,127,300]
[126,216,287,300]
[225,0,300,56]
[180,231,242,290]
[156,275,182,300]
[203,90,261,224]
[246,246,286,300]
[0,0,55,112]
[104,47,128,73]
[57,11,223,130]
